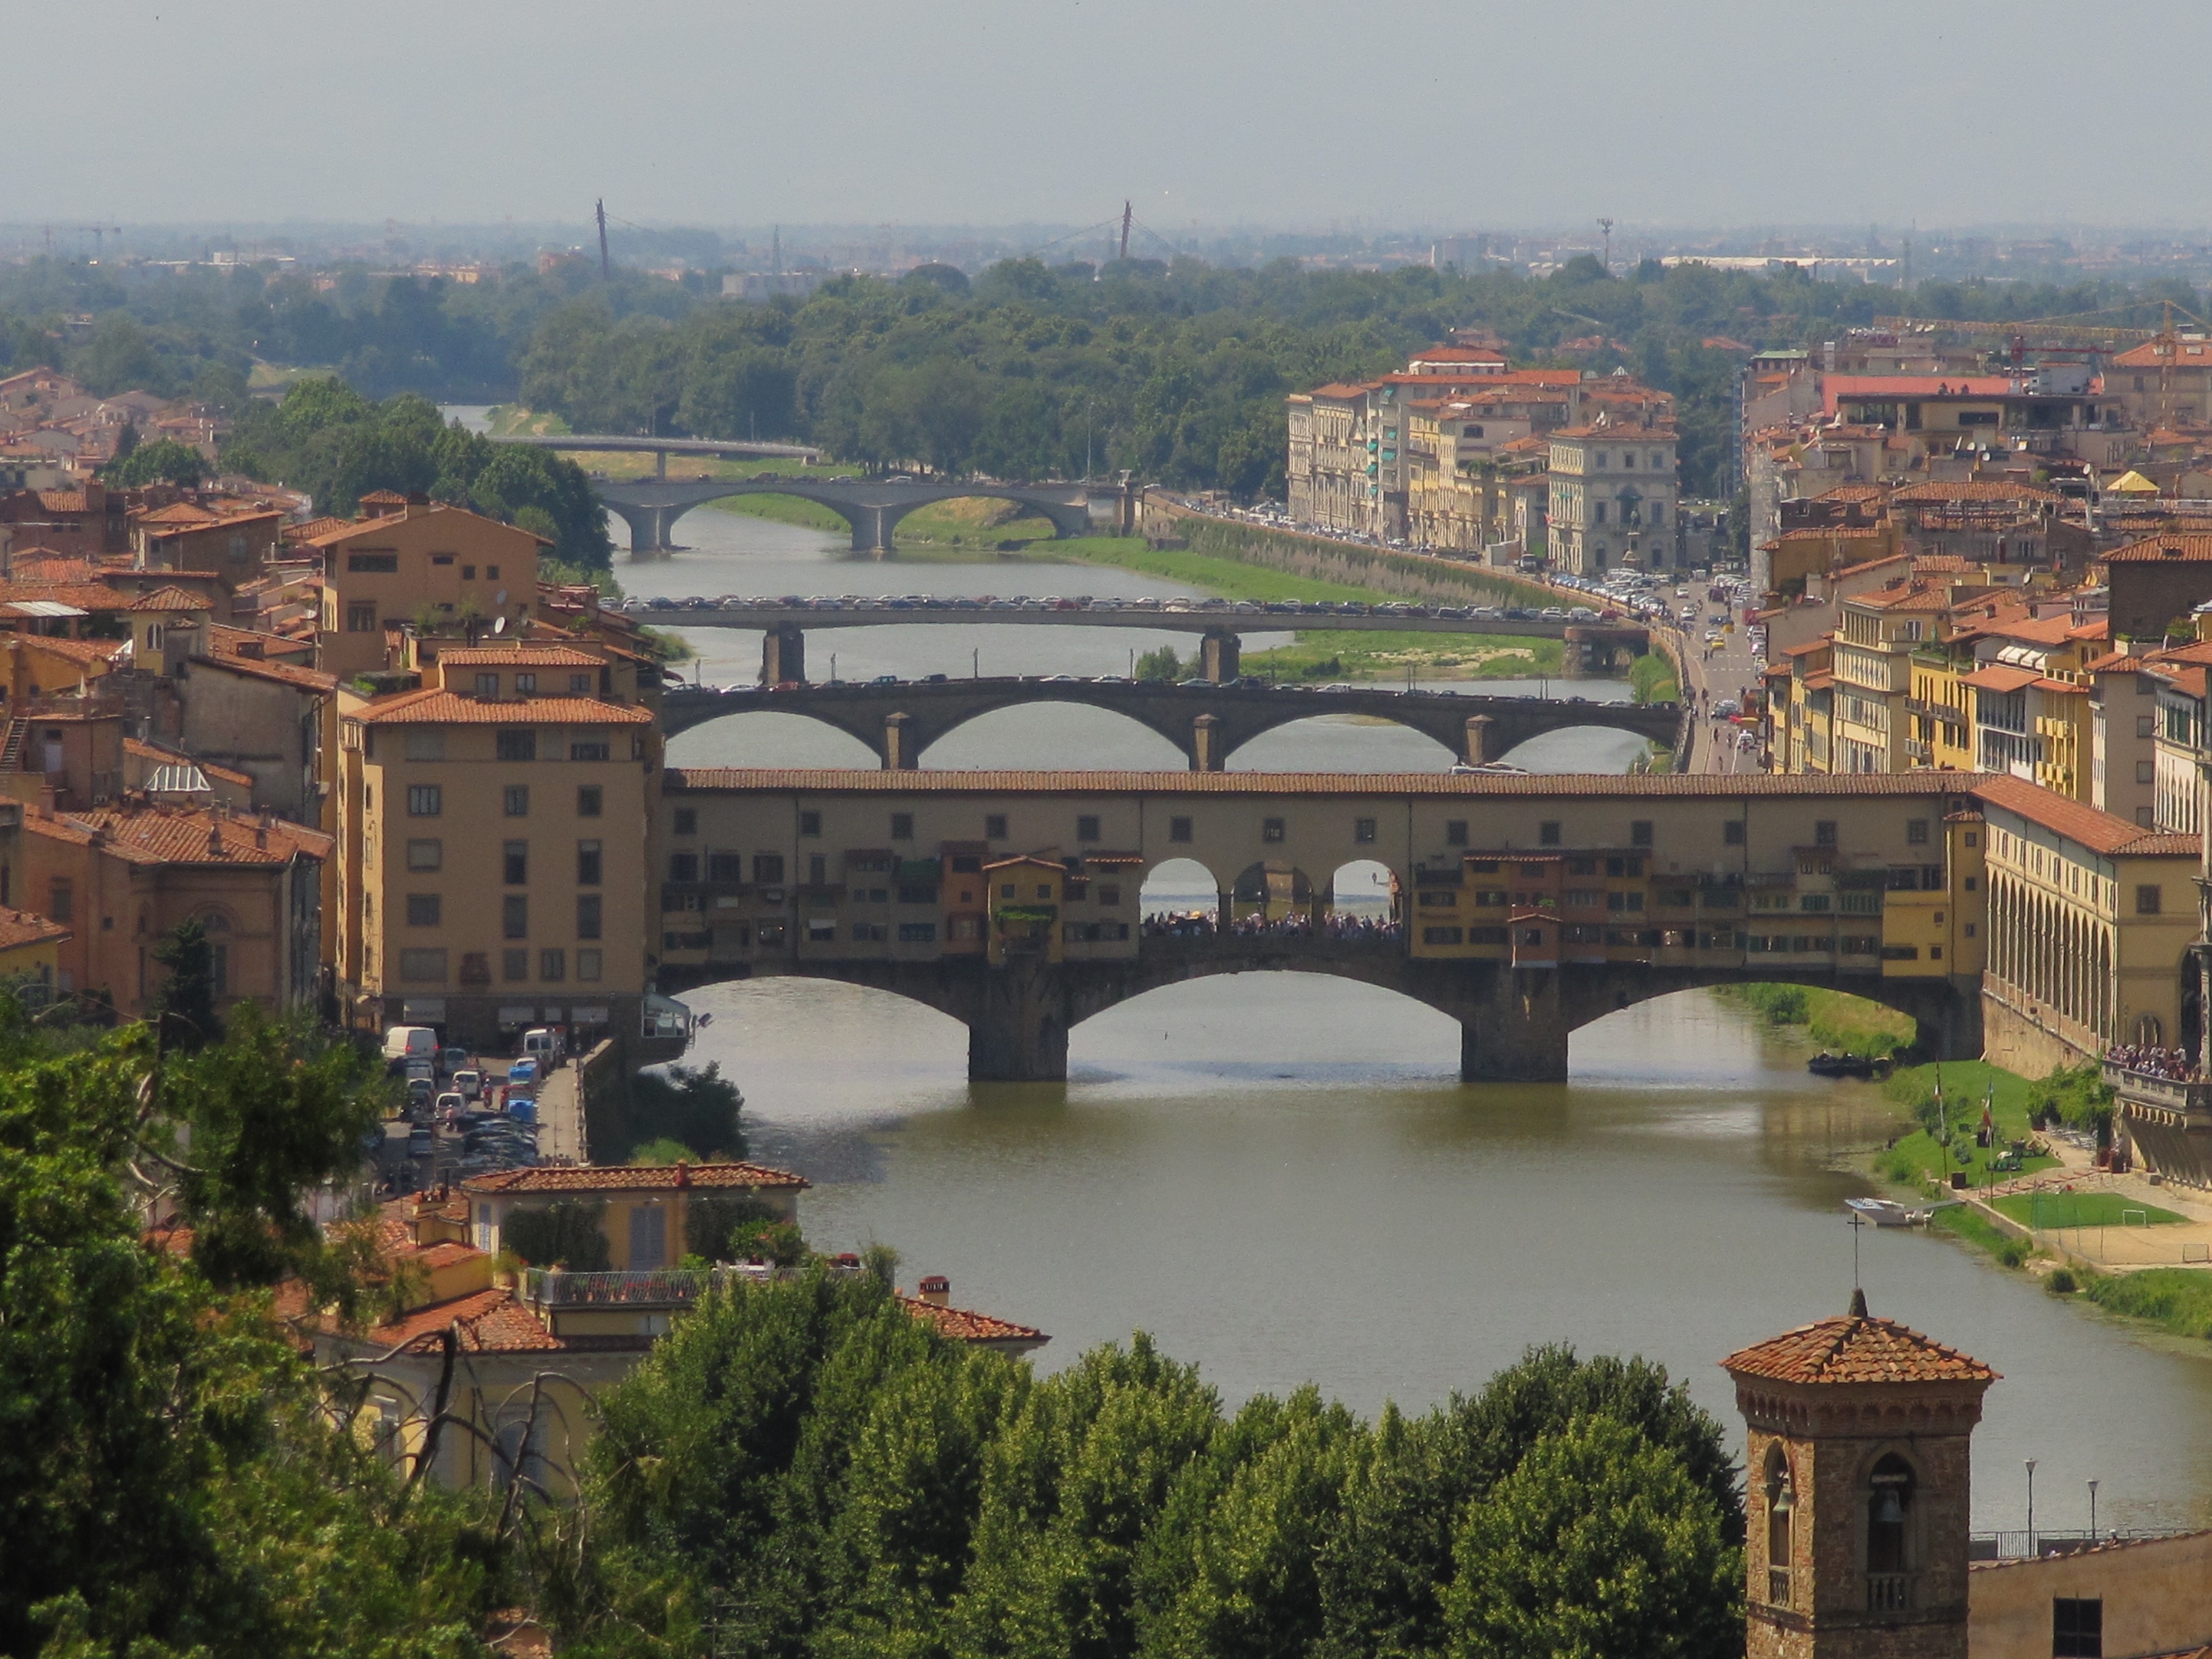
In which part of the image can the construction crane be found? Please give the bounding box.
[1118,201,1131,264]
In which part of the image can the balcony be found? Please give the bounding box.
[2104,1063,2212,1116]
[522,1265,769,1309]
[1866,1573,1912,1614]
[1767,1568,1790,1607]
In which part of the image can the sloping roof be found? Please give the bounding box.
[1721,1313,1996,1387]
[352,689,651,726]
[2112,337,2212,368]
[435,645,606,668]
[2106,531,2212,560]
[26,802,332,866]
[1971,773,2200,858]
[666,769,1972,798]
[1891,479,2061,504]
[1960,665,2043,694]
[2108,470,2163,495]
[124,586,215,613]
[899,1294,1046,1346]
[463,1161,808,1195]
[357,1287,562,1355]
[0,905,68,951]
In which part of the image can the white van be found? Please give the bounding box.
[382,1025,438,1064]
[520,1027,562,1060]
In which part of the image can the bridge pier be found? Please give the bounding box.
[761,624,806,685]
[883,712,918,769]
[1462,714,1494,767]
[968,955,1071,1082]
[1191,713,1224,773]
[1200,628,1242,682]
[1451,964,1571,1082]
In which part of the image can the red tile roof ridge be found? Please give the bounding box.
[1721,1312,1997,1387]
[1971,773,2196,857]
[899,1293,1046,1345]
[123,585,216,612]
[435,644,607,667]
[356,1287,562,1355]
[353,689,651,725]
[462,1160,808,1193]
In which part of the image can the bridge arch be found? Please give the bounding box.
[597,478,1094,554]
[661,707,881,768]
[1140,857,1225,931]
[1224,714,1459,774]
[916,701,1188,771]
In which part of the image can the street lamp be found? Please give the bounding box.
[2026,1460,2039,1557]
[2087,1479,2099,1541]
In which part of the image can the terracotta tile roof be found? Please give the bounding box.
[435,645,606,668]
[1721,1313,1996,1387]
[1849,583,1951,612]
[1812,483,1887,503]
[1961,665,2043,693]
[2083,651,2146,674]
[2112,337,2212,368]
[462,1160,808,1195]
[27,802,332,865]
[1801,670,1835,690]
[0,905,68,951]
[359,1287,562,1355]
[1971,774,2200,857]
[354,688,651,726]
[1780,525,1888,541]
[899,1294,1046,1346]
[1891,479,2062,504]
[2106,533,2212,562]
[124,586,214,612]
[665,768,1971,799]
[22,635,128,666]
[195,646,336,693]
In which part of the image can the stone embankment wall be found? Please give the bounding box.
[1136,493,1557,610]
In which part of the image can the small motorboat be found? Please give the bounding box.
[1808,1051,1879,1079]
[1845,1197,1920,1227]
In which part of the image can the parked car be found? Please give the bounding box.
[382,1025,437,1065]
[507,1059,539,1088]
[452,1068,483,1102]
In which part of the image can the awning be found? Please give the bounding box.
[2108,470,2160,494]
[1961,665,2042,693]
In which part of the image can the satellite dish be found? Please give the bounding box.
[495,590,509,608]
[491,616,507,635]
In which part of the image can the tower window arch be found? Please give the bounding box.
[1765,1443,1795,1605]
[1866,1452,1917,1610]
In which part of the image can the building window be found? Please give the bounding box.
[502,842,528,884]
[1446,819,1468,846]
[404,728,446,762]
[754,854,786,885]
[1815,820,1838,847]
[1077,815,1101,843]
[1170,815,1193,842]
[577,785,603,818]
[405,894,441,927]
[398,948,447,981]
[570,739,611,762]
[47,880,70,922]
[407,785,441,817]
[2137,884,2163,915]
[577,840,602,885]
[346,552,398,573]
[1540,821,1561,846]
[1866,1452,1914,1580]
[669,853,699,882]
[2139,715,2156,738]
[897,922,937,943]
[504,785,529,817]
[1354,817,1377,844]
[515,674,537,694]
[891,813,915,841]
[539,949,565,981]
[2054,1599,2104,1658]
[577,948,602,981]
[1765,1448,1794,1607]
[570,674,590,693]
[1906,818,1929,845]
[799,810,821,837]
[673,808,697,835]
[2137,760,2154,784]
[1263,817,1286,843]
[495,729,537,762]
[502,895,527,939]
[985,813,1008,839]
[346,602,377,633]
[575,895,603,939]
[1724,820,1746,846]
[475,672,501,697]
[1631,820,1654,847]
[501,948,529,982]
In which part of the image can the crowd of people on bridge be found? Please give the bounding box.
[2106,1043,2201,1082]
[1142,909,1403,942]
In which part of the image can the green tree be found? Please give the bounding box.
[504,1200,614,1271]
[104,437,209,488]
[1444,1415,1742,1659]
[1136,646,1184,682]
[148,917,220,1051]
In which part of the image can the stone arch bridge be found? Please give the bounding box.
[659,678,1686,770]
[596,476,1099,553]
[663,944,1981,1085]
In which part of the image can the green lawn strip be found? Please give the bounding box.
[1927,1201,2029,1267]
[1629,652,1679,703]
[2081,1268,2212,1340]
[1243,634,1559,682]
[1988,1191,2184,1229]
[704,493,852,532]
[1037,537,1565,679]
[1877,1059,2060,1187]
[1718,983,1917,1059]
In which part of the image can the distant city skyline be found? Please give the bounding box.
[12,0,2212,229]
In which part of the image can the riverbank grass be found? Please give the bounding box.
[2079,1268,2212,1340]
[1876,1059,2060,1187]
[1718,983,1916,1059]
[1036,537,1562,680]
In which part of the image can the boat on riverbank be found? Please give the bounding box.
[1809,1050,1885,1079]
[1846,1196,1923,1227]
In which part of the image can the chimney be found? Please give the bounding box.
[234,639,264,660]
[206,819,223,857]
[674,1160,690,1188]
[917,1274,949,1307]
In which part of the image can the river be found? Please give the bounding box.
[451,411,2212,1532]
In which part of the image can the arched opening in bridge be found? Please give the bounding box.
[1140,858,1222,935]
[1496,724,1661,775]
[891,495,1062,549]
[1569,983,1925,1086]
[1071,970,1462,1085]
[1229,861,1315,930]
[918,703,1185,771]
[1227,716,1458,774]
[663,710,880,770]
[1327,860,1401,937]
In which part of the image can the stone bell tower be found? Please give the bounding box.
[1721,1291,1999,1659]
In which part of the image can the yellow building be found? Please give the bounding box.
[1830,581,1954,772]
[310,497,544,678]
[335,640,659,1050]
[1975,773,2199,1076]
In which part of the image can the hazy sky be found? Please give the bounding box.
[12,0,2212,231]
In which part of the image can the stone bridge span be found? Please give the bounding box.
[594,476,1099,553]
[658,677,1684,769]
[663,941,1981,1084]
